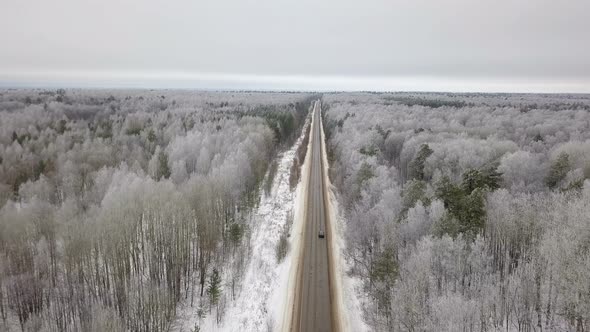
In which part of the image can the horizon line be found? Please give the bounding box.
[1,69,590,94]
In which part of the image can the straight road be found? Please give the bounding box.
[292,101,334,332]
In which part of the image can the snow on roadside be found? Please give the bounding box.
[319,107,369,332]
[326,189,370,332]
[273,111,313,332]
[174,117,310,332]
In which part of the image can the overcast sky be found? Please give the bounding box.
[1,0,589,92]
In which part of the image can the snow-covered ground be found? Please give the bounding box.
[173,118,310,332]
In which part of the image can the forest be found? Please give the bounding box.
[2,89,590,332]
[323,92,590,332]
[0,89,313,331]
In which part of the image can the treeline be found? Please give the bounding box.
[289,109,312,190]
[383,96,471,109]
[247,96,315,147]
[323,93,590,331]
[0,89,311,331]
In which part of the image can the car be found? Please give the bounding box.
[318,230,325,238]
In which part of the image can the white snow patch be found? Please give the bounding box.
[173,117,310,332]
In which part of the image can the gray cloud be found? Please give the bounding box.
[1,0,589,91]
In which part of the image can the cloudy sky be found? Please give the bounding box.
[1,0,589,92]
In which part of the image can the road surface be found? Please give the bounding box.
[292,101,334,332]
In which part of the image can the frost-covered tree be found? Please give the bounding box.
[323,92,590,331]
[0,89,314,331]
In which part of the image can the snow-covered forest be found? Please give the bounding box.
[3,89,590,332]
[323,93,590,332]
[0,89,313,331]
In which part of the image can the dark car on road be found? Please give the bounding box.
[318,230,325,238]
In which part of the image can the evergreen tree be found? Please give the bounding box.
[545,152,570,189]
[147,128,156,142]
[461,166,502,193]
[400,179,427,217]
[408,144,433,181]
[207,268,221,312]
[435,167,500,238]
[157,150,171,180]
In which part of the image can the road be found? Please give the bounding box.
[292,101,334,332]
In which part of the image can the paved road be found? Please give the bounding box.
[292,101,333,332]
